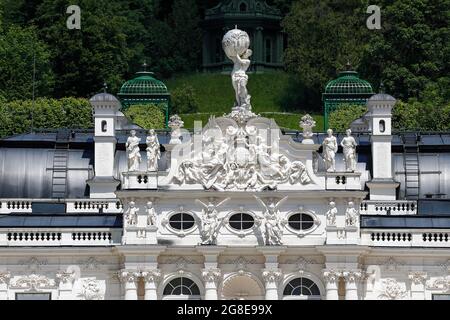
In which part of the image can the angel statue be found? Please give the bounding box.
[146,129,160,172]
[196,198,230,245]
[254,195,289,245]
[230,49,252,111]
[126,130,141,171]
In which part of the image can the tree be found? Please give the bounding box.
[33,0,132,97]
[360,0,450,102]
[148,0,202,77]
[328,104,367,133]
[124,104,165,129]
[0,98,92,138]
[0,25,54,100]
[282,0,370,111]
[170,84,199,114]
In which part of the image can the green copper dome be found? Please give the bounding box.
[118,71,169,96]
[324,70,373,95]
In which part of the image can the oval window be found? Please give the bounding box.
[169,213,195,231]
[229,213,254,230]
[288,213,314,230]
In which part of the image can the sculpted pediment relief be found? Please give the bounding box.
[169,115,322,191]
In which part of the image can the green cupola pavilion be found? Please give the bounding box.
[118,63,170,127]
[322,63,374,130]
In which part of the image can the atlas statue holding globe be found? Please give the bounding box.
[222,27,257,120]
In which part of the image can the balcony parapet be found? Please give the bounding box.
[360,200,417,215]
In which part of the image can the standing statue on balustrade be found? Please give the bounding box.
[126,130,141,171]
[341,129,358,172]
[146,129,160,172]
[125,201,138,226]
[322,129,338,172]
[254,195,288,245]
[146,201,157,227]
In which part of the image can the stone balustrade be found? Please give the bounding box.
[361,229,450,247]
[0,229,122,246]
[0,199,123,214]
[360,200,417,215]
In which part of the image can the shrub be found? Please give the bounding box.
[328,104,367,133]
[124,104,165,129]
[170,84,199,114]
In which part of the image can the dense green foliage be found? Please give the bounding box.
[0,0,448,134]
[124,104,165,129]
[283,0,449,111]
[170,84,199,114]
[0,25,54,100]
[0,98,92,138]
[180,112,324,131]
[328,104,368,133]
[166,72,306,113]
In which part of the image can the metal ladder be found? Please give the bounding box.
[403,133,420,199]
[51,130,70,198]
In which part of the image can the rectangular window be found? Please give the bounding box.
[265,38,272,63]
[16,293,52,300]
[432,294,450,300]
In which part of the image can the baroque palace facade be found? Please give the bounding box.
[0,29,449,301]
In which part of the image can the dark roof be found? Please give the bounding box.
[0,214,122,228]
[361,216,450,229]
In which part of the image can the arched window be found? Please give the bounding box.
[288,213,314,230]
[379,120,386,133]
[229,213,254,230]
[283,277,321,298]
[239,2,248,12]
[163,277,200,296]
[169,213,195,231]
[101,120,107,132]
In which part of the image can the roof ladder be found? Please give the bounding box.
[51,130,70,199]
[403,133,420,199]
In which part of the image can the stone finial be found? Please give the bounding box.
[299,114,316,144]
[168,114,184,144]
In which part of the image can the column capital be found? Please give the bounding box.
[202,268,222,284]
[118,269,140,284]
[408,272,427,285]
[0,271,11,284]
[262,268,283,284]
[322,269,341,284]
[342,270,363,284]
[141,269,162,284]
[56,271,75,285]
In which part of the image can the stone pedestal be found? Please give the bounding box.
[123,226,158,245]
[323,172,362,190]
[122,171,157,190]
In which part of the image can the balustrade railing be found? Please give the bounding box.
[361,229,450,247]
[0,229,121,246]
[360,200,417,215]
[0,199,123,214]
